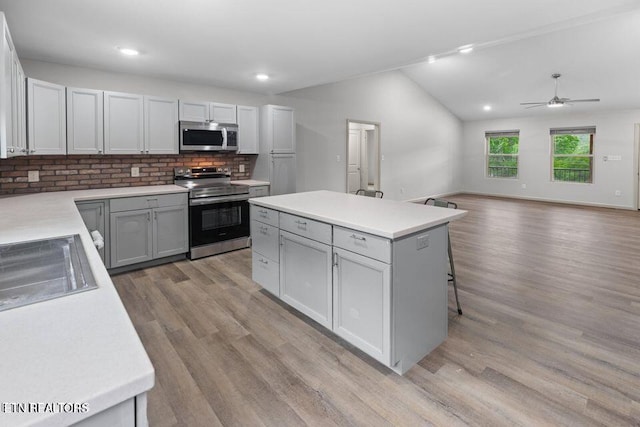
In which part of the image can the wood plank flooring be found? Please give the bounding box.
[112,194,640,426]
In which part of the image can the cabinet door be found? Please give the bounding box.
[27,78,67,155]
[237,105,258,154]
[333,247,391,364]
[76,201,107,263]
[110,209,153,268]
[279,230,332,328]
[144,96,178,154]
[14,59,26,155]
[1,24,14,159]
[67,87,104,154]
[271,105,295,153]
[178,100,209,122]
[104,91,144,154]
[271,154,296,196]
[152,205,188,259]
[210,102,237,124]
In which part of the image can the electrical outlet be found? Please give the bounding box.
[336,155,341,162]
[131,167,140,177]
[27,170,39,182]
[416,234,430,250]
[400,187,405,194]
[615,190,621,196]
[239,164,245,173]
[521,183,527,189]
[381,154,385,161]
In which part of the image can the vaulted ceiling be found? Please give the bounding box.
[1,0,639,120]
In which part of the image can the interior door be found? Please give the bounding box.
[347,130,361,193]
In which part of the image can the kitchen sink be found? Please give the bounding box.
[0,234,98,312]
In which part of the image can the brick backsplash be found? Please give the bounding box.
[0,153,256,195]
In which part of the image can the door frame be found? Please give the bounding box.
[346,119,381,194]
[635,123,640,210]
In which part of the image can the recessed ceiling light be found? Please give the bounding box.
[427,56,436,64]
[117,47,139,56]
[256,73,269,81]
[483,105,492,111]
[458,45,473,54]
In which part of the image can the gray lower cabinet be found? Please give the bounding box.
[76,200,108,266]
[279,230,333,329]
[110,209,154,268]
[333,247,391,365]
[109,193,188,269]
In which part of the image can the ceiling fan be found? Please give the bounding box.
[520,73,600,109]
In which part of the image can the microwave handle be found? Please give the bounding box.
[222,127,228,149]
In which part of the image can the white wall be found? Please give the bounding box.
[21,59,266,105]
[462,110,640,209]
[275,70,463,200]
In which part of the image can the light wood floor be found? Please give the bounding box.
[112,194,640,426]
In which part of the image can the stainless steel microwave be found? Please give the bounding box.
[179,121,238,152]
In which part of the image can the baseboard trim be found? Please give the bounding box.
[404,191,462,204]
[457,191,637,211]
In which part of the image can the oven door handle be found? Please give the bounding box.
[189,194,250,206]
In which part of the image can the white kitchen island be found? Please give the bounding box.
[249,190,467,374]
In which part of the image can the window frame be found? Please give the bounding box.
[485,130,520,179]
[549,127,595,184]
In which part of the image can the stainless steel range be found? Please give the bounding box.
[174,167,250,259]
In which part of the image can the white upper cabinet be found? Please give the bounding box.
[178,100,209,122]
[66,87,104,154]
[11,50,26,156]
[27,78,67,155]
[144,96,178,154]
[236,105,258,154]
[210,102,237,124]
[104,91,144,154]
[260,104,295,154]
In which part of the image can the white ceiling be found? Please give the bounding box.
[1,0,639,119]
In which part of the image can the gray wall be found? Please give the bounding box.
[276,70,463,200]
[462,110,640,209]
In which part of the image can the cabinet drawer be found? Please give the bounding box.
[110,193,187,212]
[333,226,391,263]
[252,252,279,296]
[280,212,332,245]
[250,205,279,227]
[251,220,279,261]
[249,186,269,198]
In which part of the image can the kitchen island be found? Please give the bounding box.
[0,185,187,427]
[249,190,466,374]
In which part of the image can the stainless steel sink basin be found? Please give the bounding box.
[0,234,98,312]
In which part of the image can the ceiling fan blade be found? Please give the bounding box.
[525,104,546,109]
[520,102,547,105]
[566,98,600,103]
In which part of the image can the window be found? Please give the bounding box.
[486,130,519,178]
[551,127,595,183]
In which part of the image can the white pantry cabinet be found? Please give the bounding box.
[144,95,178,154]
[279,230,333,329]
[67,87,104,154]
[27,78,67,155]
[104,91,144,154]
[237,105,259,154]
[210,102,237,124]
[260,104,295,153]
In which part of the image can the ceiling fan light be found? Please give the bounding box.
[547,102,564,108]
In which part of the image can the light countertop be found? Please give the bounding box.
[231,179,270,187]
[249,190,467,239]
[0,185,187,426]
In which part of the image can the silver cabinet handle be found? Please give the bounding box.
[259,226,268,234]
[98,206,102,216]
[350,234,366,241]
[295,220,307,226]
[333,252,338,266]
[259,258,269,265]
[154,211,157,220]
[98,149,103,154]
[29,149,36,154]
[21,148,26,153]
[259,209,268,215]
[9,147,14,153]
[140,150,144,154]
[147,212,151,222]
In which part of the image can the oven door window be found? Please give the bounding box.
[190,200,250,247]
[182,129,224,148]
